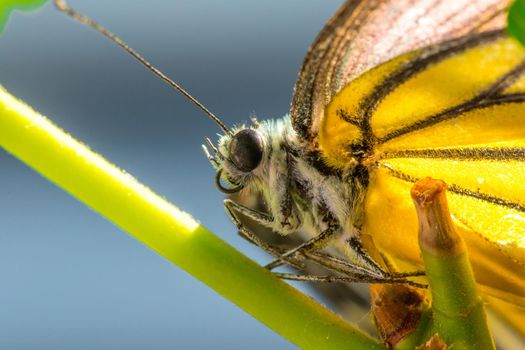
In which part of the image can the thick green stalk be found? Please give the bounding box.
[411,178,495,350]
[0,86,385,350]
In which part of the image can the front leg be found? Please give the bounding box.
[266,152,301,234]
[265,223,341,270]
[224,198,274,229]
[223,199,304,269]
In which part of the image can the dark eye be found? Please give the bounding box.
[228,129,264,172]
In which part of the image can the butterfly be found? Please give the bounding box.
[207,0,525,333]
[54,0,525,336]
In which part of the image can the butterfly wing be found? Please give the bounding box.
[321,29,525,326]
[293,0,524,334]
[291,0,509,145]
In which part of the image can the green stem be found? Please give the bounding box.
[0,85,385,350]
[411,178,495,350]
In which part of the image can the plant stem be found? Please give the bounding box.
[0,85,385,349]
[411,178,495,350]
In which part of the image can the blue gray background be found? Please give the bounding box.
[0,1,345,349]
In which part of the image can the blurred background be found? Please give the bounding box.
[0,1,347,349]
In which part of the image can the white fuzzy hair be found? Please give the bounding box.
[212,115,364,238]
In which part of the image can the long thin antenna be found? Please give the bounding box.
[53,0,232,136]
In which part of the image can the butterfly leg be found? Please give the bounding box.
[273,272,426,288]
[304,250,387,278]
[347,237,425,281]
[265,224,341,270]
[346,237,388,278]
[378,252,426,279]
[223,199,304,269]
[295,251,426,288]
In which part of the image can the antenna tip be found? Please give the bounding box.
[53,0,68,11]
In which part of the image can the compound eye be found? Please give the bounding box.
[228,129,264,172]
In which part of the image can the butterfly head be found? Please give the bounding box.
[203,119,266,194]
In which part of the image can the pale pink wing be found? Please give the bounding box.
[291,0,509,143]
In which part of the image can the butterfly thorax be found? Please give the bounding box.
[211,116,367,238]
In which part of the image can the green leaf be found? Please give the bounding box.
[0,0,48,33]
[508,0,525,47]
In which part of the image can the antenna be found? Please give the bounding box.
[53,0,232,136]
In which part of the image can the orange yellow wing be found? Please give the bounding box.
[320,31,525,312]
